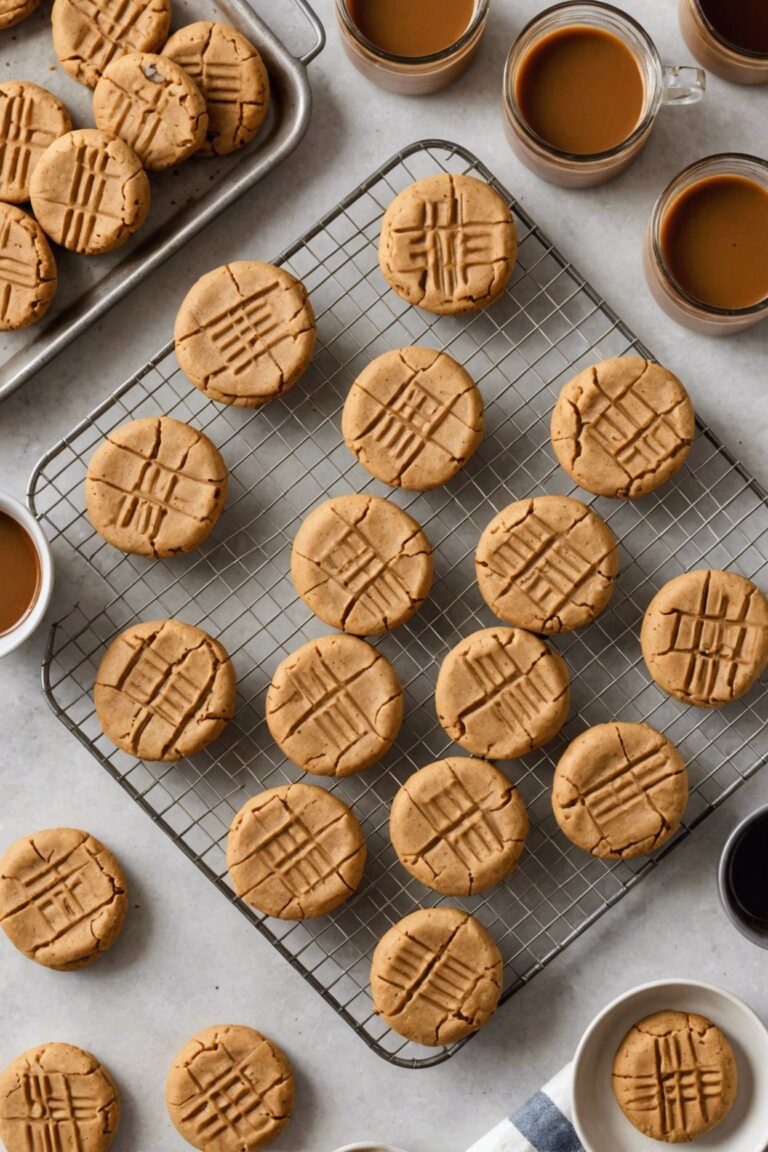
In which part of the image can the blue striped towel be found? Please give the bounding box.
[466,1064,584,1152]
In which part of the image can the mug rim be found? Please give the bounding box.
[336,0,490,67]
[0,491,54,658]
[717,802,768,949]
[689,0,768,63]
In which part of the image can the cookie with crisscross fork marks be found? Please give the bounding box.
[0,1042,120,1152]
[0,83,72,203]
[0,0,40,30]
[52,0,171,88]
[166,1025,294,1152]
[613,1010,738,1142]
[0,203,56,331]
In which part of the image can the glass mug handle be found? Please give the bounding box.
[661,65,706,105]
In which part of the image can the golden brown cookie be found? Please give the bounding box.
[93,51,207,171]
[371,907,503,1046]
[435,626,570,759]
[0,204,56,331]
[390,757,528,895]
[85,416,228,557]
[94,619,236,761]
[612,1010,738,1143]
[641,569,768,707]
[342,347,484,490]
[166,1025,294,1152]
[266,634,403,778]
[476,495,618,633]
[163,21,270,157]
[551,356,695,499]
[52,0,172,89]
[552,722,688,859]
[0,828,127,971]
[0,1043,120,1152]
[0,0,40,30]
[174,261,316,408]
[227,782,366,920]
[380,173,516,315]
[291,494,433,636]
[29,128,149,255]
[0,83,72,204]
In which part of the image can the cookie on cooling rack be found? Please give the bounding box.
[52,0,171,88]
[0,204,56,331]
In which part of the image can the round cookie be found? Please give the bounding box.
[379,172,517,315]
[435,626,570,759]
[612,1010,738,1143]
[0,1043,120,1152]
[641,568,768,708]
[291,494,433,636]
[476,495,618,633]
[93,52,208,171]
[94,618,236,761]
[550,356,695,499]
[0,0,40,29]
[163,21,270,157]
[552,722,688,859]
[391,757,528,895]
[86,416,228,557]
[52,0,172,89]
[166,1025,294,1152]
[342,346,484,490]
[227,782,367,919]
[371,908,503,1046]
[266,634,403,778]
[174,261,316,408]
[30,129,149,255]
[0,83,72,204]
[0,204,56,331]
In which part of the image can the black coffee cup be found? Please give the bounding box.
[718,803,768,948]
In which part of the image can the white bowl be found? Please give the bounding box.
[0,491,54,658]
[572,980,768,1152]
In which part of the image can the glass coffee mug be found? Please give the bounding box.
[679,0,768,85]
[0,491,54,658]
[503,2,706,188]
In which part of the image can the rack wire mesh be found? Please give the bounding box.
[28,140,768,1068]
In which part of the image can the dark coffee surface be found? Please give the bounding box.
[0,510,40,635]
[699,0,768,54]
[347,0,475,57]
[729,814,768,926]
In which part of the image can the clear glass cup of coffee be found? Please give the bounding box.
[679,0,768,85]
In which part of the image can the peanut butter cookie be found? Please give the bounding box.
[0,83,72,204]
[0,0,40,30]
[0,204,56,331]
[52,0,171,88]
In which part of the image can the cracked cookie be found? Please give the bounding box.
[52,0,171,89]
[0,1042,120,1152]
[93,51,207,171]
[371,907,503,1046]
[0,83,72,204]
[552,722,688,859]
[550,356,695,499]
[612,1010,737,1143]
[266,634,403,777]
[0,828,127,970]
[30,128,149,255]
[85,416,228,557]
[174,261,316,407]
[0,204,56,330]
[379,172,517,315]
[641,569,768,708]
[0,0,40,29]
[166,1025,294,1152]
[476,494,618,633]
[227,782,366,919]
[391,757,528,895]
[342,347,484,490]
[94,618,236,761]
[292,494,433,636]
[435,626,570,759]
[163,21,270,157]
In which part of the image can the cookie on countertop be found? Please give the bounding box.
[0,83,72,204]
[552,722,688,859]
[227,782,366,919]
[379,172,517,315]
[266,634,403,777]
[166,1025,294,1152]
[390,756,528,895]
[163,21,270,157]
[0,204,56,331]
[291,494,433,636]
[371,907,503,1046]
[94,619,236,761]
[612,1010,738,1143]
[641,568,768,707]
[0,0,40,30]
[550,356,695,499]
[174,261,316,407]
[85,416,228,557]
[435,626,570,760]
[52,0,172,89]
[342,346,484,490]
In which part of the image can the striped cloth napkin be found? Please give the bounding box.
[466,1064,584,1152]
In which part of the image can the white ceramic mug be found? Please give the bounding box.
[0,491,54,658]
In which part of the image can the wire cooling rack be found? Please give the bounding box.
[28,140,768,1068]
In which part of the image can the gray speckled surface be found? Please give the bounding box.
[0,2,766,1150]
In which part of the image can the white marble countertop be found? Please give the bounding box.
[0,2,766,1150]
